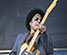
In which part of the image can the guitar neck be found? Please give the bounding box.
[26,0,58,52]
[26,30,40,52]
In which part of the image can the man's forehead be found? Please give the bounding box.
[33,13,42,18]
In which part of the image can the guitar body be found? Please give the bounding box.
[19,43,40,55]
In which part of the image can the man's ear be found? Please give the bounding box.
[29,22,31,25]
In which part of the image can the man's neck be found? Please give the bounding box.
[30,28,35,34]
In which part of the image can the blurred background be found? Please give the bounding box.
[0,0,67,55]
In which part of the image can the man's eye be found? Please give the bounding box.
[35,18,39,21]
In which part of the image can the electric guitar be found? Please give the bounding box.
[19,0,58,55]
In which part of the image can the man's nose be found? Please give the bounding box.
[38,19,40,23]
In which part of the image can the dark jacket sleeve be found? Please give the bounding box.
[10,34,21,55]
[41,32,53,55]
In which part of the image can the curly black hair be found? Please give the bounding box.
[26,8,45,31]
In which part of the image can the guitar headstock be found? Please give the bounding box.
[41,0,58,24]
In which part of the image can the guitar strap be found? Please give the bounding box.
[25,33,34,44]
